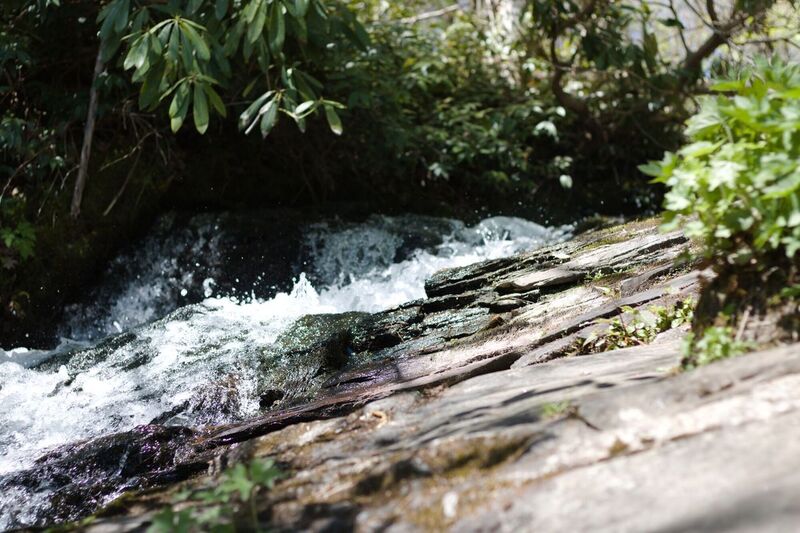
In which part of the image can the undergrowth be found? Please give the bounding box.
[682,326,753,369]
[147,458,283,533]
[644,60,800,364]
[581,298,694,354]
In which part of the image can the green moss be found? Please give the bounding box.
[540,401,574,420]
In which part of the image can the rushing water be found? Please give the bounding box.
[0,213,570,528]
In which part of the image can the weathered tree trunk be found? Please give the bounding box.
[71,47,105,219]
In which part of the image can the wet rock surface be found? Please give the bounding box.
[14,218,800,531]
[0,425,199,528]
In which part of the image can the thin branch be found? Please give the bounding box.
[732,35,800,50]
[103,149,142,216]
[668,0,691,55]
[398,4,460,24]
[705,0,719,23]
[545,0,605,127]
[682,17,743,75]
[97,130,155,172]
[681,0,718,32]
[0,147,49,204]
[70,46,105,218]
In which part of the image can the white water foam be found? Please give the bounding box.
[0,216,570,486]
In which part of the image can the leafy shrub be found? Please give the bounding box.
[148,458,283,533]
[642,60,800,266]
[325,6,570,196]
[682,326,752,369]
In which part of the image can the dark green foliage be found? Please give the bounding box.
[644,59,800,266]
[97,0,366,135]
[320,7,572,204]
[517,0,781,210]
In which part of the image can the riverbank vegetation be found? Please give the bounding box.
[2,0,799,345]
[644,59,800,366]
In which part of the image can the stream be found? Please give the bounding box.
[0,212,571,529]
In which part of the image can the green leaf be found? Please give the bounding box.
[294,100,315,117]
[764,173,800,198]
[268,1,286,54]
[710,80,745,92]
[223,19,244,56]
[243,0,261,23]
[637,162,661,177]
[114,0,130,33]
[292,70,317,100]
[324,105,342,135]
[239,90,274,130]
[180,30,195,69]
[220,464,255,499]
[247,0,267,44]
[259,99,279,137]
[149,32,163,55]
[98,0,125,41]
[180,21,211,61]
[187,0,203,15]
[131,7,149,32]
[169,82,191,133]
[679,140,722,159]
[123,36,148,71]
[157,23,172,47]
[658,17,684,28]
[168,22,180,61]
[100,32,123,62]
[283,0,298,18]
[204,84,227,117]
[352,20,370,48]
[248,459,283,487]
[255,39,271,71]
[294,0,310,17]
[138,61,166,110]
[193,83,209,134]
[215,0,229,19]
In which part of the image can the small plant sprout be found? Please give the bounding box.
[582,298,694,353]
[682,326,753,369]
[148,458,283,533]
[540,401,574,420]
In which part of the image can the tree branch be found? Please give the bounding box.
[398,4,460,24]
[682,18,741,76]
[545,0,605,129]
[70,46,104,218]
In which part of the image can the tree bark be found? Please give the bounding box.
[682,21,737,76]
[71,47,105,219]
